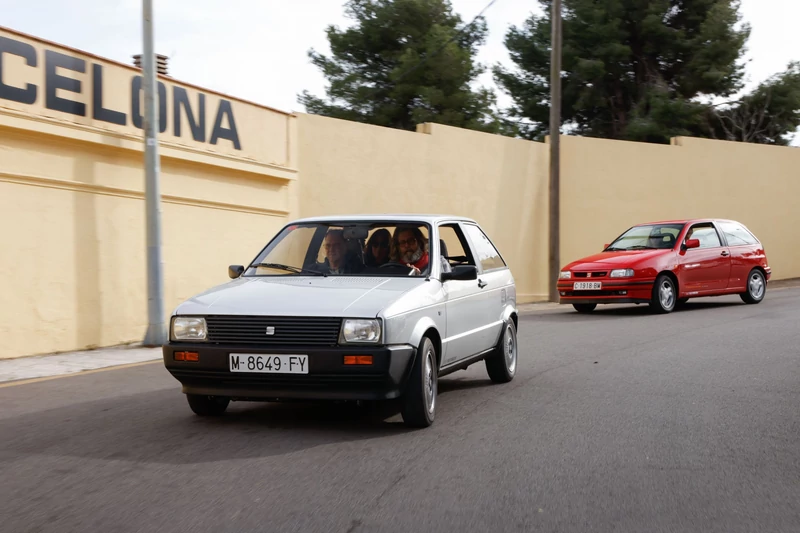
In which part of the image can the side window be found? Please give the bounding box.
[461,223,507,271]
[686,223,722,249]
[438,224,475,267]
[719,221,759,246]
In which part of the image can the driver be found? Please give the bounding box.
[321,229,348,274]
[392,226,430,275]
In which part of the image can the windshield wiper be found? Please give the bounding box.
[625,245,657,250]
[248,262,326,276]
[605,246,624,251]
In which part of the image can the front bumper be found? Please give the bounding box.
[162,343,417,401]
[557,279,654,305]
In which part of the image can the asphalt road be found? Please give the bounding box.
[1,289,799,533]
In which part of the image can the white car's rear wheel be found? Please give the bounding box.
[485,320,518,383]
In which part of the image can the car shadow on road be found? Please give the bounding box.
[536,299,745,320]
[438,376,494,394]
[0,376,497,466]
[0,389,414,465]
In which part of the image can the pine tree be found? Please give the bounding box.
[299,0,505,133]
[495,0,800,145]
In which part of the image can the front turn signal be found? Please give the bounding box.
[344,355,373,365]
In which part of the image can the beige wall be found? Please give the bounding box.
[2,25,800,360]
[0,26,298,359]
[296,114,550,303]
[559,135,800,280]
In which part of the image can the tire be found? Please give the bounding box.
[649,274,677,314]
[740,268,766,304]
[485,320,518,384]
[401,337,438,428]
[573,303,597,313]
[186,394,230,416]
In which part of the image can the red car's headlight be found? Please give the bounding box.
[609,269,634,278]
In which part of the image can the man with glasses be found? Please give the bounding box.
[321,229,349,274]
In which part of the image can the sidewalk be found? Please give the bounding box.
[0,345,163,385]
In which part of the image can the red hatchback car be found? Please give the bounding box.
[558,219,771,313]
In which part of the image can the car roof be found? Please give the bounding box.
[288,214,479,225]
[634,218,740,226]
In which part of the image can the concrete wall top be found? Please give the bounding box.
[0,26,297,180]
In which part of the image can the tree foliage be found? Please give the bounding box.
[495,0,800,145]
[299,0,504,133]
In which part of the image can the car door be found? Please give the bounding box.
[717,220,764,291]
[677,222,732,293]
[459,222,507,352]
[438,222,494,365]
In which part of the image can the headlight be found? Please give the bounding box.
[171,317,207,341]
[609,269,634,278]
[341,319,381,343]
[559,271,571,279]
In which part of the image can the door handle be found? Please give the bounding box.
[721,251,730,257]
[478,279,487,289]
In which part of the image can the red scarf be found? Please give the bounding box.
[412,252,429,270]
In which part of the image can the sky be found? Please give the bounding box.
[1,0,798,143]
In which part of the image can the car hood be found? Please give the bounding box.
[565,249,670,270]
[173,276,424,318]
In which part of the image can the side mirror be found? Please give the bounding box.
[441,264,478,282]
[603,243,610,250]
[683,239,700,250]
[228,265,245,279]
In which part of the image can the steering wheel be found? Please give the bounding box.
[379,261,410,269]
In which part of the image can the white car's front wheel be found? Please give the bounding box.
[186,394,230,416]
[401,337,437,428]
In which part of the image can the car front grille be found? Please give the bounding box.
[205,315,342,346]
[573,271,607,278]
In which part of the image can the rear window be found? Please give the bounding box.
[718,221,759,246]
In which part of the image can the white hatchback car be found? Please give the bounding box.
[163,214,519,427]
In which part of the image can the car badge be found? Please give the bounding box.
[266,326,275,335]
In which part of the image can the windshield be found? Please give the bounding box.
[605,223,685,251]
[243,221,434,277]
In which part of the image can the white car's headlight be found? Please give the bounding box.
[609,269,634,278]
[341,319,381,343]
[171,317,207,341]
[559,271,571,279]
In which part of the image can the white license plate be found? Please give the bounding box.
[229,354,308,374]
[574,281,602,290]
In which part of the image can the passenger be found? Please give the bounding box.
[392,226,430,275]
[364,228,391,267]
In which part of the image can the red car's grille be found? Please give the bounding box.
[573,271,607,278]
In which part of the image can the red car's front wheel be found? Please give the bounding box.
[650,274,677,314]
